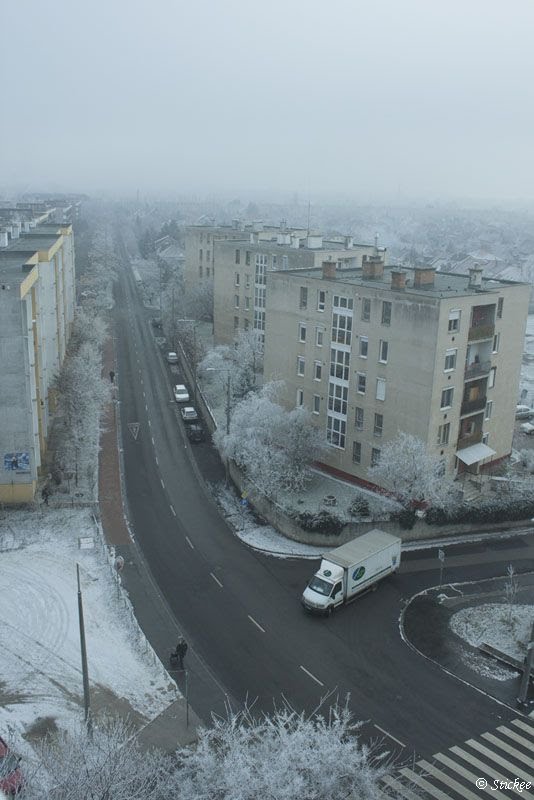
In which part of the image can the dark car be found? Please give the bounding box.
[0,736,23,795]
[187,424,205,443]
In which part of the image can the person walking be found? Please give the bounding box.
[109,370,115,384]
[175,637,188,670]
[41,485,50,506]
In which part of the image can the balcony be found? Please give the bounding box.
[464,359,491,380]
[468,323,495,342]
[460,396,487,416]
[457,430,483,448]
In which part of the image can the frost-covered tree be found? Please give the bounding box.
[368,432,455,508]
[215,382,324,494]
[199,330,264,408]
[22,717,174,800]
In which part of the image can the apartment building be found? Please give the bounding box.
[0,219,76,503]
[212,231,385,345]
[263,258,528,485]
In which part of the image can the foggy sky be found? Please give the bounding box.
[2,0,534,202]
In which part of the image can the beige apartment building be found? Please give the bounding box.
[212,231,385,345]
[263,258,529,485]
[0,214,76,503]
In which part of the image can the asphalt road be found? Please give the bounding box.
[111,232,534,760]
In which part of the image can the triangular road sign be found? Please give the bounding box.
[127,422,140,440]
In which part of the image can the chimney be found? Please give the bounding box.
[322,260,337,280]
[12,222,20,239]
[344,235,353,249]
[391,269,407,290]
[23,220,31,232]
[413,266,435,289]
[362,255,385,280]
[468,265,483,288]
[290,234,300,249]
[306,234,323,249]
[0,231,8,248]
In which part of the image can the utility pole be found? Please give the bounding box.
[226,371,231,435]
[517,619,534,708]
[77,564,92,737]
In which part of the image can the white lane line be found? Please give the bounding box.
[170,505,176,516]
[299,665,324,687]
[143,391,146,398]
[151,436,155,445]
[145,404,148,411]
[185,535,194,549]
[148,420,151,427]
[373,724,406,748]
[155,456,159,465]
[160,478,165,489]
[210,573,223,588]
[247,615,265,633]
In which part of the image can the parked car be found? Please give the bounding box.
[520,422,534,435]
[151,317,162,329]
[173,384,190,403]
[187,423,206,443]
[516,404,534,419]
[180,406,199,424]
[0,735,23,795]
[166,352,179,364]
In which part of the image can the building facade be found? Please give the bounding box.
[263,258,528,485]
[0,218,76,503]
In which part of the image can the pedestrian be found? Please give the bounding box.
[109,370,115,384]
[41,485,50,506]
[175,637,188,670]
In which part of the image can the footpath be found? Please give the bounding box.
[99,337,199,751]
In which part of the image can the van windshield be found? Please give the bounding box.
[308,576,334,596]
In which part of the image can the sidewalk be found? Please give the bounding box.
[99,336,201,751]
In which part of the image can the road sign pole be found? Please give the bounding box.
[438,549,445,588]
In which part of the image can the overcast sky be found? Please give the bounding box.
[2,0,534,202]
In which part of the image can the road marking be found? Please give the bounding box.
[148,419,151,427]
[160,478,165,489]
[145,404,148,411]
[247,614,265,633]
[151,436,155,445]
[210,572,223,588]
[185,535,194,549]
[155,456,159,465]
[373,724,406,748]
[170,505,176,516]
[143,391,146,397]
[299,665,324,687]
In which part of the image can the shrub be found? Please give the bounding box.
[395,507,417,529]
[297,511,345,536]
[348,496,370,517]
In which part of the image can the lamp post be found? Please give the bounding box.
[177,318,198,405]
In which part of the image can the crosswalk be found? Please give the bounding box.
[381,715,534,799]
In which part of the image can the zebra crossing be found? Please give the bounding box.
[381,715,534,799]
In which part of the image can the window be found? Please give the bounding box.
[485,400,493,420]
[314,361,322,381]
[235,272,240,286]
[374,413,383,437]
[245,297,250,311]
[381,301,392,325]
[489,366,496,388]
[246,251,251,266]
[356,372,366,394]
[333,295,354,310]
[245,274,251,289]
[497,297,504,319]
[313,395,320,414]
[330,348,350,381]
[441,387,454,409]
[282,255,288,269]
[492,333,500,353]
[299,287,308,309]
[244,319,249,331]
[272,255,277,268]
[448,309,460,332]
[234,316,239,330]
[326,416,346,448]
[444,348,457,371]
[207,249,210,261]
[378,340,388,363]
[482,432,489,445]
[359,336,368,358]
[235,249,240,264]
[199,265,203,278]
[200,233,204,243]
[199,248,203,262]
[318,290,326,312]
[328,383,348,415]
[316,327,324,347]
[297,356,305,376]
[234,295,239,308]
[437,423,450,445]
[361,298,371,322]
[296,388,304,407]
[371,447,381,467]
[376,377,386,401]
[299,323,307,342]
[332,312,352,345]
[207,234,210,243]
[352,441,361,464]
[355,406,364,430]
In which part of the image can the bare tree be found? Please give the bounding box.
[504,563,519,625]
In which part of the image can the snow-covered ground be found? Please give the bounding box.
[0,508,178,760]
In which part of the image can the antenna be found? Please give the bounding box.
[307,199,311,235]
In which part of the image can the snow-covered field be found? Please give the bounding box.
[0,508,178,758]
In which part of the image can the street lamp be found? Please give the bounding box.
[205,367,232,434]
[176,318,198,405]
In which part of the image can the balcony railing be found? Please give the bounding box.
[468,324,495,342]
[457,430,483,448]
[460,396,487,416]
[464,359,491,380]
